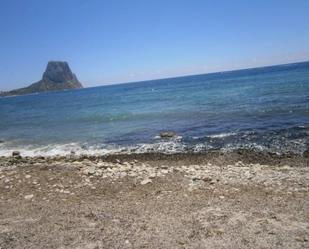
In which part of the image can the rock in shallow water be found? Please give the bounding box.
[303,150,309,158]
[159,131,177,138]
[12,151,21,157]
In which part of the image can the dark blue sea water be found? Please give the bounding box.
[0,62,308,156]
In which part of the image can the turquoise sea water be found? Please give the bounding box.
[0,62,308,156]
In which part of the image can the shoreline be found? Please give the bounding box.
[1,149,308,168]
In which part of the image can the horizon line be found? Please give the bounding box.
[86,59,309,89]
[2,59,309,92]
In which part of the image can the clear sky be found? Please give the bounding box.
[0,0,309,90]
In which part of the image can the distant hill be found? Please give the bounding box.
[1,61,83,97]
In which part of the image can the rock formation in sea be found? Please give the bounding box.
[0,61,83,97]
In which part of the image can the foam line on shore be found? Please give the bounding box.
[0,140,308,157]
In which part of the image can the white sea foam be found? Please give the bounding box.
[0,142,120,157]
[0,140,187,157]
[206,132,237,138]
[0,136,306,157]
[153,135,183,141]
[221,143,267,153]
[192,143,214,152]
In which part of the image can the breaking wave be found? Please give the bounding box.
[0,141,187,157]
[0,136,307,157]
[206,132,237,138]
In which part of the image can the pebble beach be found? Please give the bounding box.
[0,151,308,248]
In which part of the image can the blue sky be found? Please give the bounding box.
[0,0,309,90]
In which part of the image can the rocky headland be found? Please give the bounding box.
[0,61,83,97]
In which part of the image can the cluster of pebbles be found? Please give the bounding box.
[1,151,308,193]
[79,159,308,192]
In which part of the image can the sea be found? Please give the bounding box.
[0,61,308,157]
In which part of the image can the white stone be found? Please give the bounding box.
[161,169,169,174]
[84,166,96,175]
[24,194,34,200]
[149,173,156,179]
[140,179,152,185]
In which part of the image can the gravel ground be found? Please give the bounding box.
[0,151,308,249]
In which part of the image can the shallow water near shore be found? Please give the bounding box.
[0,62,308,156]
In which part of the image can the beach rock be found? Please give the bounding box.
[159,131,177,138]
[84,166,96,175]
[12,151,21,157]
[149,173,157,179]
[161,169,169,174]
[303,150,309,158]
[202,176,212,182]
[24,194,34,200]
[295,236,308,242]
[140,179,152,185]
[192,176,201,181]
[210,179,217,185]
